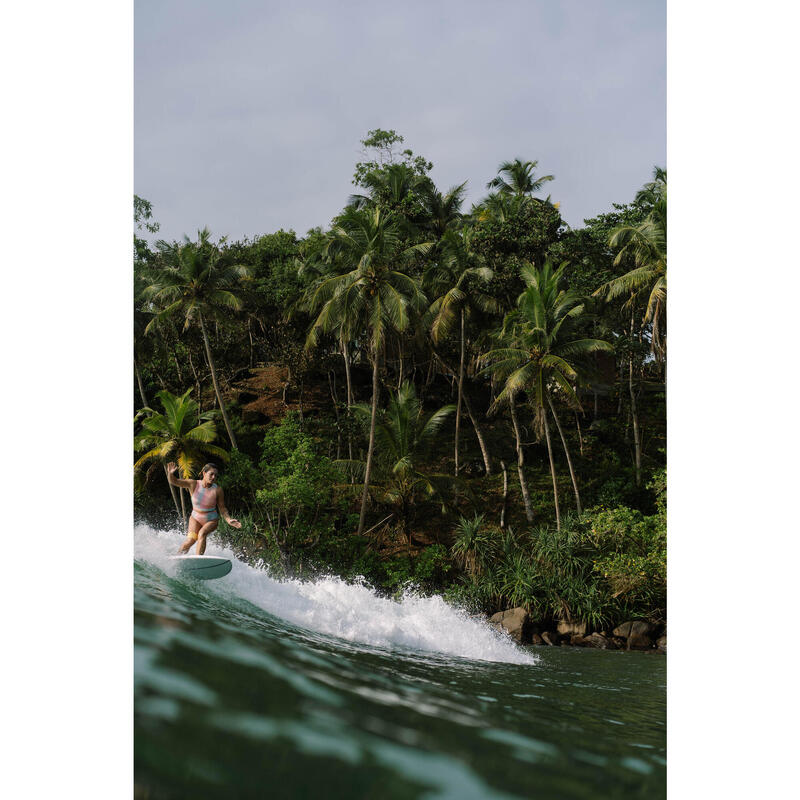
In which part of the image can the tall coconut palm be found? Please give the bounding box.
[418,181,467,240]
[134,388,229,523]
[483,260,612,530]
[346,381,456,547]
[486,158,554,198]
[594,168,667,361]
[143,228,250,449]
[426,228,496,479]
[303,206,431,535]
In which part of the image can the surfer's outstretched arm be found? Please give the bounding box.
[166,462,195,491]
[217,487,242,529]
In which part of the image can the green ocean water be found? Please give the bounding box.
[134,525,665,799]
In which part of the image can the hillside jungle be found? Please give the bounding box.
[134,129,666,637]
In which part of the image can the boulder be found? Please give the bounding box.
[656,635,667,652]
[557,620,589,637]
[489,607,531,644]
[613,620,657,649]
[531,633,544,645]
[541,631,559,646]
[583,632,610,649]
[628,621,657,650]
[569,634,587,647]
[613,621,634,638]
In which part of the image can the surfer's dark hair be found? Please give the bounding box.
[201,463,220,474]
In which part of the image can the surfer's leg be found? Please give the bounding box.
[196,519,219,555]
[177,516,202,554]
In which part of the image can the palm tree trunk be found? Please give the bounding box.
[187,349,201,412]
[455,309,465,478]
[463,392,492,475]
[341,339,354,467]
[357,354,380,535]
[433,344,492,476]
[547,394,581,514]
[629,310,642,487]
[575,412,584,457]
[397,340,404,390]
[500,460,508,528]
[179,486,188,527]
[328,370,342,460]
[509,394,534,523]
[134,356,148,410]
[198,311,238,450]
[542,408,561,531]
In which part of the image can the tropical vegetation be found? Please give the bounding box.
[134,129,666,630]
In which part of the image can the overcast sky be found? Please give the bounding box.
[135,0,664,244]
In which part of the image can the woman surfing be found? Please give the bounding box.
[167,462,241,554]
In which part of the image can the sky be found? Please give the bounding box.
[135,0,665,243]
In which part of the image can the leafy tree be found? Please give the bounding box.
[256,413,338,552]
[352,128,432,188]
[143,228,250,448]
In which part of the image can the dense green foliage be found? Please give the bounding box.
[134,132,666,629]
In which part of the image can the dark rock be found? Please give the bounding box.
[557,620,589,637]
[613,621,634,638]
[489,607,531,644]
[531,633,544,645]
[656,635,667,652]
[541,631,559,646]
[613,620,657,649]
[583,632,610,649]
[627,621,657,650]
[610,637,627,650]
[569,634,587,647]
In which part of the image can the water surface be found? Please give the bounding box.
[134,525,665,799]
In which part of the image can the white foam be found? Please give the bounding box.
[134,523,537,665]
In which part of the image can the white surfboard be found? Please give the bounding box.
[170,555,232,580]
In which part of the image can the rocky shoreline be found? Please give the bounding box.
[488,607,666,653]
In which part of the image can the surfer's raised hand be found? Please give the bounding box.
[167,462,178,475]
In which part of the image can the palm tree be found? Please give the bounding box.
[483,260,612,530]
[594,168,667,361]
[486,158,554,198]
[346,381,456,547]
[143,228,250,449]
[303,207,431,534]
[347,162,430,219]
[134,388,229,523]
[418,181,467,240]
[426,228,496,479]
[594,169,666,486]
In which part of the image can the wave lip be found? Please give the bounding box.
[135,524,538,666]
